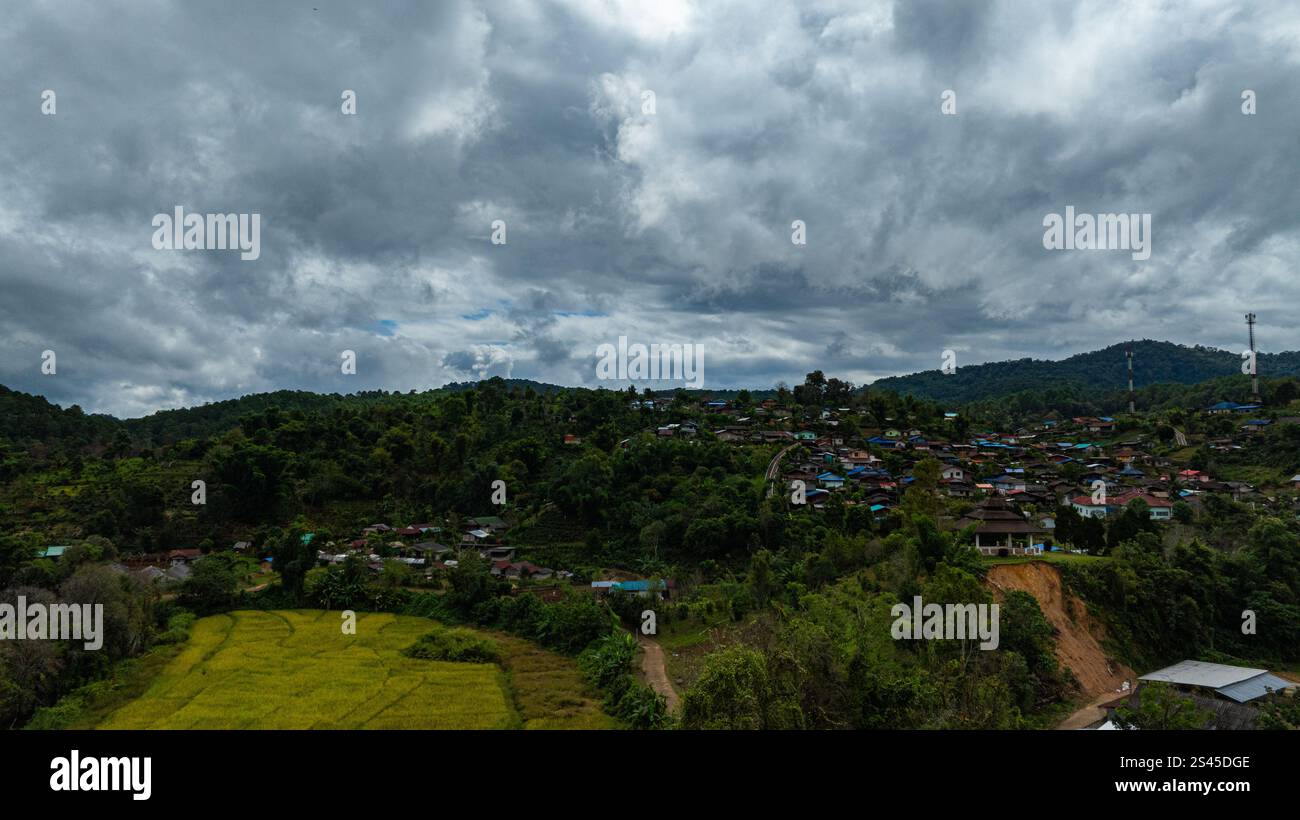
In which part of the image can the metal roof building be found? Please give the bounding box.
[1140,660,1296,703]
[1216,673,1297,704]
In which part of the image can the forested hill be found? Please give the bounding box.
[0,380,569,449]
[869,340,1300,404]
[0,385,119,446]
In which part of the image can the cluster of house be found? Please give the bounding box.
[776,416,1222,556]
[312,516,569,582]
[646,398,1300,558]
[33,545,210,586]
[1202,401,1300,445]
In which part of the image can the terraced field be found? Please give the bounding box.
[97,610,540,729]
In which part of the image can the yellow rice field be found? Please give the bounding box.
[97,610,515,729]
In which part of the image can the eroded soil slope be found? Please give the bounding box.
[987,563,1134,698]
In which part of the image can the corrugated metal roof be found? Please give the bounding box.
[1139,660,1265,688]
[1215,673,1295,703]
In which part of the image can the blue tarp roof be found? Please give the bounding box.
[614,579,670,592]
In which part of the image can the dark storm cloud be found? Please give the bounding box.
[2,0,1299,416]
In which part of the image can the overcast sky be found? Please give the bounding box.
[2,0,1299,417]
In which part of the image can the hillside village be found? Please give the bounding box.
[51,392,1300,591]
[642,395,1300,554]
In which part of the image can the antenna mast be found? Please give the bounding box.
[1126,347,1135,414]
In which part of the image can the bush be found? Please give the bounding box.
[402,625,500,664]
[578,631,670,729]
[154,611,197,645]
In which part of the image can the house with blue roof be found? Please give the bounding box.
[817,472,845,489]
[805,488,831,505]
[1208,401,1263,414]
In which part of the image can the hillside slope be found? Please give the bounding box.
[986,563,1134,700]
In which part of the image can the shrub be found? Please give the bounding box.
[402,625,500,664]
[154,611,197,645]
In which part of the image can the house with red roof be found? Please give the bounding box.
[1071,489,1172,521]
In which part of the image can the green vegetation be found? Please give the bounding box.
[403,624,501,663]
[1113,681,1212,730]
[3,356,1299,731]
[1063,524,1300,671]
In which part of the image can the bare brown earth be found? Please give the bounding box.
[637,634,680,713]
[986,563,1135,728]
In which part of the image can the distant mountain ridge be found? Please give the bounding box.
[4,340,1299,443]
[868,340,1300,404]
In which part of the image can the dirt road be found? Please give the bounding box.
[638,634,680,713]
[1057,690,1127,730]
[764,443,797,497]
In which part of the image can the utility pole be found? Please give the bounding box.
[1246,313,1259,401]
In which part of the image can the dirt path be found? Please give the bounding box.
[638,635,680,713]
[1057,690,1127,730]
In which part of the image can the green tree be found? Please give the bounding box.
[179,554,242,614]
[1115,682,1211,729]
[680,645,803,730]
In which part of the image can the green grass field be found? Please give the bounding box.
[95,610,575,729]
[984,552,1108,567]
